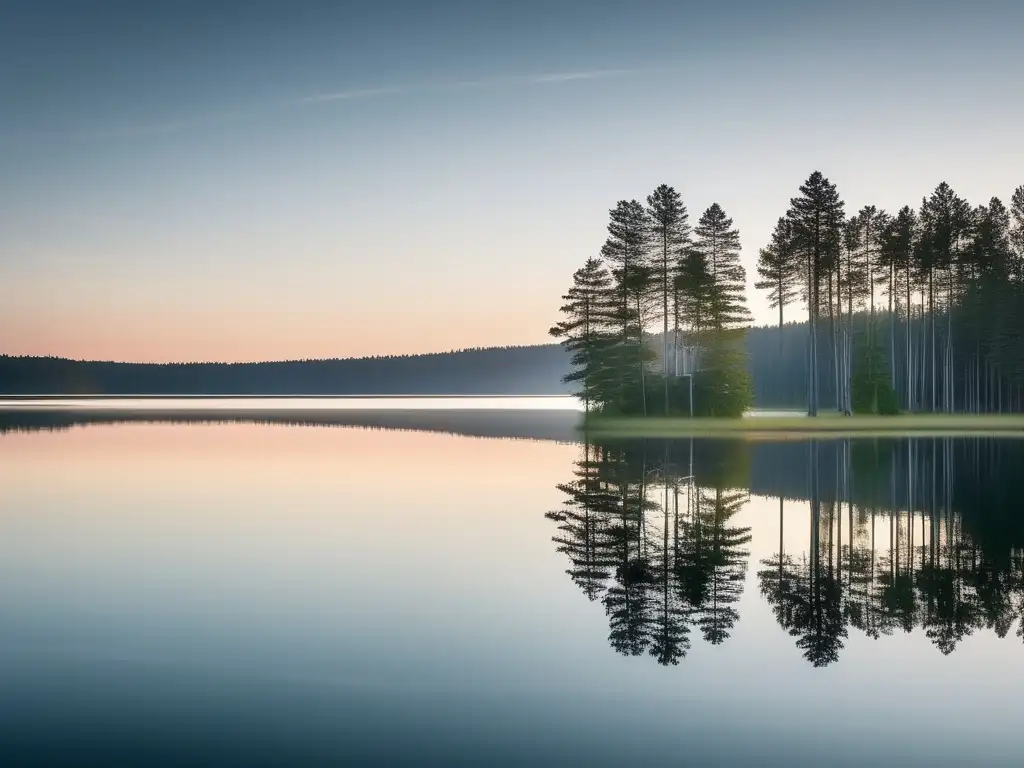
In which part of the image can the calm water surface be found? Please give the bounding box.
[0,401,1020,766]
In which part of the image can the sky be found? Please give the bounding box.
[3,0,1023,363]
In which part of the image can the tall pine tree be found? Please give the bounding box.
[601,200,652,412]
[1010,185,1024,281]
[691,203,753,416]
[646,184,690,414]
[755,216,799,354]
[788,172,846,416]
[549,258,615,413]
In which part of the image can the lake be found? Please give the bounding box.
[0,399,1021,766]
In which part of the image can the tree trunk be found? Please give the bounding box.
[890,262,896,396]
[829,270,838,412]
[663,233,670,416]
[636,295,648,416]
[929,269,936,412]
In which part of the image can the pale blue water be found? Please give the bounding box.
[0,402,1020,766]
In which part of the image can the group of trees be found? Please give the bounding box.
[550,185,753,417]
[756,175,1024,415]
[552,173,1024,417]
[547,436,1024,667]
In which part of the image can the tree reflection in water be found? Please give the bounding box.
[547,436,1024,667]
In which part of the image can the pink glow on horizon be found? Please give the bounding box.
[3,306,559,362]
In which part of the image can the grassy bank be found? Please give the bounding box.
[584,413,1024,439]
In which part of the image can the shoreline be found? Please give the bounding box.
[583,414,1024,438]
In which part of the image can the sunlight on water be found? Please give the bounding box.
[0,395,585,412]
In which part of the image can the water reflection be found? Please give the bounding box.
[0,406,580,443]
[549,437,1024,667]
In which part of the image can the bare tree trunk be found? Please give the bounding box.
[890,262,896,397]
[637,295,648,416]
[929,269,936,412]
[905,266,913,412]
[807,247,818,416]
[778,276,785,357]
[829,269,839,413]
[662,233,669,414]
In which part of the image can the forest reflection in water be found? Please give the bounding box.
[548,436,1024,668]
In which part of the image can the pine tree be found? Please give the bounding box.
[755,216,799,354]
[966,198,1013,412]
[838,215,862,414]
[691,204,753,416]
[601,200,652,411]
[855,206,891,413]
[919,182,972,412]
[879,206,917,408]
[646,185,690,414]
[548,258,615,413]
[1010,185,1024,281]
[693,203,751,331]
[787,172,846,416]
[857,205,888,332]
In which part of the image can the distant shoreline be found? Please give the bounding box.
[0,393,570,400]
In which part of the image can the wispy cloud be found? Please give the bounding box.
[528,68,640,84]
[23,66,646,143]
[300,67,645,105]
[299,87,404,104]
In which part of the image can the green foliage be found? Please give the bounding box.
[549,258,618,412]
[556,174,1024,422]
[788,171,846,304]
[851,341,899,415]
[693,346,752,418]
[755,217,799,318]
[693,203,750,331]
[1011,185,1024,279]
[919,182,973,275]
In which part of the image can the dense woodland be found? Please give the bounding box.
[548,436,1024,667]
[552,175,1024,416]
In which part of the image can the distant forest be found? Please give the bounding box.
[0,345,573,396]
[0,328,863,404]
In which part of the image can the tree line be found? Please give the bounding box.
[552,174,1024,416]
[0,346,570,396]
[756,175,1024,415]
[548,436,1024,667]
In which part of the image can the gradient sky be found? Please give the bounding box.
[3,0,1023,362]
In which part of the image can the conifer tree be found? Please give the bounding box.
[675,245,713,399]
[601,200,651,410]
[788,172,846,416]
[1010,185,1024,280]
[646,185,690,413]
[879,206,917,406]
[919,182,972,411]
[857,205,887,331]
[690,203,753,416]
[693,203,751,331]
[549,258,615,413]
[755,217,799,353]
